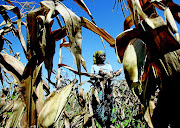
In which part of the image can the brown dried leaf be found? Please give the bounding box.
[0,66,3,85]
[56,1,86,78]
[80,55,87,72]
[0,97,6,109]
[164,8,179,38]
[81,17,115,47]
[149,98,155,117]
[124,14,134,30]
[93,88,100,104]
[1,96,18,113]
[52,27,67,42]
[168,1,180,24]
[17,18,27,53]
[0,5,27,53]
[115,28,141,62]
[59,64,102,79]
[21,57,43,126]
[74,0,95,23]
[60,41,70,47]
[4,0,14,6]
[84,114,89,125]
[27,3,55,80]
[0,36,4,52]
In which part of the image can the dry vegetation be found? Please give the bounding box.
[0,0,180,128]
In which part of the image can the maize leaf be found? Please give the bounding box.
[167,1,180,24]
[124,14,134,30]
[81,17,115,47]
[0,5,27,54]
[0,35,4,53]
[42,80,50,95]
[0,97,6,109]
[164,7,179,41]
[60,41,70,47]
[4,0,14,6]
[73,0,106,51]
[27,1,56,80]
[5,97,25,128]
[0,53,24,74]
[36,81,44,116]
[59,63,102,79]
[1,96,18,113]
[21,56,43,126]
[83,114,89,125]
[144,107,154,128]
[88,99,93,117]
[115,28,141,62]
[0,53,24,85]
[93,88,100,104]
[52,27,67,42]
[44,23,55,81]
[40,1,56,80]
[149,15,166,28]
[74,0,95,23]
[55,1,86,79]
[38,78,77,127]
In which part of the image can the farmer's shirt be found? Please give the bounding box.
[91,63,113,87]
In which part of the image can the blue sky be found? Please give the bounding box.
[0,0,180,92]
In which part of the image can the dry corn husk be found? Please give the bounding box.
[0,53,25,85]
[5,97,24,128]
[37,78,77,127]
[123,38,146,93]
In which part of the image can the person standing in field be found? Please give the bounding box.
[91,50,122,127]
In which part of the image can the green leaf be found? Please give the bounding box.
[112,107,117,114]
[116,124,120,128]
[95,120,102,128]
[112,118,116,124]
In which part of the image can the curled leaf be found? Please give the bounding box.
[38,78,77,127]
[0,5,27,53]
[115,28,141,62]
[55,1,86,78]
[74,0,95,23]
[0,53,24,85]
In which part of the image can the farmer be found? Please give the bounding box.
[91,50,122,127]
